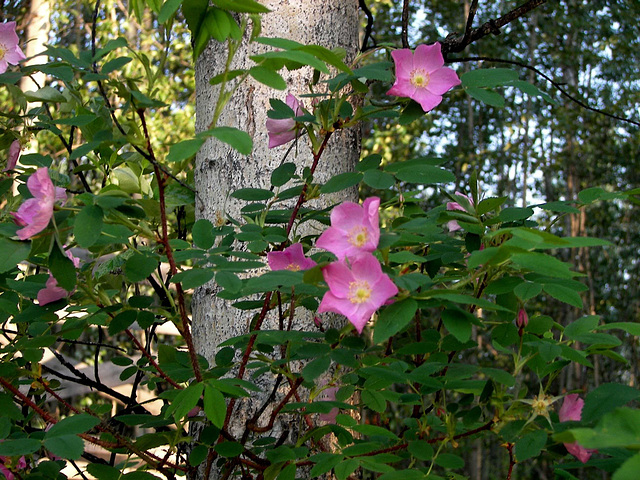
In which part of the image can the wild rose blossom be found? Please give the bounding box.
[316,197,380,261]
[267,243,317,272]
[317,386,339,424]
[318,254,398,334]
[4,140,21,172]
[558,394,597,463]
[11,167,66,240]
[266,93,303,148]
[0,22,25,74]
[387,42,460,113]
[446,191,473,232]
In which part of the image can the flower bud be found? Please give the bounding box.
[516,308,528,328]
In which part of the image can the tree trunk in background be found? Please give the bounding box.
[192,1,360,476]
[19,0,49,94]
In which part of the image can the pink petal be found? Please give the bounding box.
[390,48,415,80]
[317,387,339,423]
[285,93,303,116]
[447,220,461,232]
[564,442,596,464]
[0,464,14,480]
[14,197,54,240]
[27,167,55,200]
[37,276,69,305]
[559,394,583,422]
[322,261,355,298]
[316,226,356,261]
[427,66,461,95]
[410,88,443,113]
[329,202,367,231]
[4,140,20,171]
[266,118,296,148]
[446,201,465,212]
[387,79,417,99]
[318,290,359,324]
[413,43,445,73]
[268,243,316,271]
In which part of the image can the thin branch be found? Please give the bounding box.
[442,0,547,56]
[401,0,410,49]
[359,0,376,51]
[450,56,640,127]
[461,0,479,47]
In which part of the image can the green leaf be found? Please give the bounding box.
[216,271,242,293]
[0,438,41,456]
[211,0,270,13]
[373,298,418,344]
[543,283,583,308]
[0,238,31,273]
[564,315,599,340]
[43,435,84,460]
[581,384,640,423]
[252,50,329,73]
[166,138,204,163]
[87,464,124,480]
[477,196,508,215]
[24,86,67,103]
[335,459,359,480]
[361,390,386,413]
[434,453,464,469]
[398,100,425,125]
[192,218,215,249]
[393,165,455,184]
[363,169,395,190]
[74,204,104,248]
[206,127,253,155]
[613,452,640,480]
[170,268,215,289]
[108,310,137,335]
[46,414,100,437]
[168,383,204,421]
[302,355,330,382]
[159,0,183,22]
[203,384,226,428]
[408,440,434,460]
[271,163,296,187]
[515,430,547,461]
[379,470,426,480]
[310,454,344,477]
[499,207,534,222]
[514,281,542,301]
[465,86,505,107]
[320,172,363,194]
[101,56,132,74]
[215,441,244,457]
[441,308,473,343]
[249,66,287,90]
[231,188,274,201]
[49,242,76,291]
[511,252,577,279]
[125,253,159,282]
[461,68,519,88]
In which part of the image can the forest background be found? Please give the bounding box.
[1,0,640,479]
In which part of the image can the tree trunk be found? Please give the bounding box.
[192,1,360,477]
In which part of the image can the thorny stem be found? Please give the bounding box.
[137,108,203,383]
[125,329,183,389]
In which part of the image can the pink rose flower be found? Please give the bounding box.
[318,254,398,334]
[558,394,597,463]
[387,42,460,113]
[11,167,67,240]
[4,140,21,172]
[446,191,473,232]
[0,22,26,74]
[316,197,380,261]
[266,93,303,148]
[267,242,317,272]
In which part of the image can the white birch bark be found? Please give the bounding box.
[192,1,359,477]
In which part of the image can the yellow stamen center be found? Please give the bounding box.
[286,263,300,272]
[347,226,369,247]
[410,69,430,88]
[532,395,551,416]
[0,45,6,61]
[348,281,371,304]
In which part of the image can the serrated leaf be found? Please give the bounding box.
[204,127,252,155]
[465,86,505,107]
[45,414,100,438]
[49,242,76,291]
[320,172,363,194]
[125,253,158,282]
[167,138,204,163]
[249,66,287,90]
[515,430,547,461]
[170,268,215,289]
[543,283,583,308]
[461,68,519,88]
[74,204,104,247]
[203,384,226,428]
[192,218,215,249]
[581,384,640,424]
[373,298,417,344]
[0,238,30,273]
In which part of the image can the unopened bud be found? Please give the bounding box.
[516,308,528,328]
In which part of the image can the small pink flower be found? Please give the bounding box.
[266,93,303,148]
[267,243,317,271]
[0,22,26,74]
[4,140,21,172]
[387,42,460,112]
[558,394,597,463]
[446,191,473,232]
[516,308,528,328]
[316,197,380,261]
[318,254,398,334]
[11,167,66,240]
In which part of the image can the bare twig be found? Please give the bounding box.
[401,0,410,49]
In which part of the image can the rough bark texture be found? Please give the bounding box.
[192,1,359,475]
